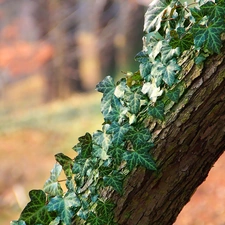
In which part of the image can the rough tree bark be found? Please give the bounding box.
[106,44,225,224]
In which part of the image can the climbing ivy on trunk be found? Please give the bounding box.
[12,0,225,224]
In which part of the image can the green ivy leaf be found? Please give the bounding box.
[201,1,225,19]
[103,171,124,194]
[47,192,81,225]
[148,101,165,121]
[162,59,181,86]
[96,76,115,98]
[126,125,151,147]
[55,153,73,179]
[106,122,130,146]
[19,190,56,225]
[170,32,194,53]
[192,17,225,53]
[86,212,108,225]
[43,163,63,196]
[144,0,173,33]
[161,41,180,64]
[96,200,115,217]
[108,145,125,165]
[123,150,157,171]
[75,132,93,159]
[166,87,180,103]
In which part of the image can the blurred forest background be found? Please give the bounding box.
[0,0,225,224]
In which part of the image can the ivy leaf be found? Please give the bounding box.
[96,76,115,98]
[55,153,73,179]
[103,171,124,194]
[96,200,115,218]
[148,101,165,121]
[93,128,111,155]
[43,163,63,196]
[72,158,94,188]
[123,151,157,171]
[192,17,225,53]
[86,212,108,225]
[201,1,225,19]
[161,41,180,64]
[19,190,56,225]
[135,51,149,63]
[169,32,194,53]
[47,192,80,225]
[144,0,173,33]
[166,87,180,103]
[162,59,181,86]
[10,221,26,225]
[106,122,130,146]
[49,216,61,225]
[108,145,126,165]
[126,125,151,147]
[126,91,142,114]
[75,132,93,159]
[106,95,128,123]
[140,62,152,81]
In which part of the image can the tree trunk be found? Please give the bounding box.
[108,45,225,224]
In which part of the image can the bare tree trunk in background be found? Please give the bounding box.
[34,0,84,101]
[95,0,119,78]
[123,1,145,72]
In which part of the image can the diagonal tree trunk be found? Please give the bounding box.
[108,45,225,224]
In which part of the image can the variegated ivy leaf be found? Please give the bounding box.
[93,127,112,153]
[96,76,115,98]
[162,59,181,86]
[142,82,163,103]
[144,0,174,33]
[19,190,56,225]
[49,216,61,225]
[106,95,128,124]
[43,163,63,196]
[125,91,142,115]
[47,192,81,225]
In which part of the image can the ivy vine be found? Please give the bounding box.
[12,0,225,224]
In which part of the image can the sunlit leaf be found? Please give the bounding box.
[19,190,56,225]
[47,192,80,225]
[162,59,181,86]
[43,163,63,196]
[144,0,173,33]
